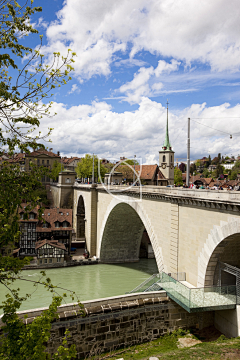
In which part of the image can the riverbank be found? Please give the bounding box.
[22,258,99,270]
[94,327,239,360]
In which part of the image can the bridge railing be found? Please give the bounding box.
[73,183,240,203]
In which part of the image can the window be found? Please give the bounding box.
[47,160,49,165]
[49,248,53,255]
[42,159,44,164]
[57,258,61,263]
[49,258,52,263]
[29,213,35,219]
[171,155,173,162]
[44,248,48,255]
[42,222,48,228]
[20,213,24,219]
[37,159,40,165]
[63,221,68,228]
[163,155,166,162]
[55,221,60,228]
[44,259,48,264]
[39,259,42,264]
[65,178,71,183]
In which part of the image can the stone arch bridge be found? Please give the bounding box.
[50,182,240,290]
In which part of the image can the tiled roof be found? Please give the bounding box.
[19,205,73,231]
[27,149,60,158]
[135,165,159,180]
[35,239,67,251]
[62,157,81,165]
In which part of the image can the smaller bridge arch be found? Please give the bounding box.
[76,195,86,240]
[198,218,240,287]
[98,197,164,271]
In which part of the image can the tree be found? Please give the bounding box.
[212,164,224,179]
[174,167,183,186]
[51,160,64,181]
[202,168,210,178]
[76,154,107,182]
[190,163,196,174]
[0,1,79,358]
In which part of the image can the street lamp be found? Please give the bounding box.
[193,172,195,187]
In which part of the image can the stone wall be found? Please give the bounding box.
[15,292,214,359]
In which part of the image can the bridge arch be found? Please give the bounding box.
[98,197,164,271]
[197,218,240,287]
[76,195,86,240]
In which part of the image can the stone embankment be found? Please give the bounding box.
[22,259,99,270]
[11,292,214,359]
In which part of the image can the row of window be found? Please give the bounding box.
[38,248,64,256]
[39,258,62,264]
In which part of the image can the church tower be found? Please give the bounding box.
[159,101,174,185]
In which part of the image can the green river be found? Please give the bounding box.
[0,259,158,313]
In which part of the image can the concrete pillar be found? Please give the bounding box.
[89,185,98,256]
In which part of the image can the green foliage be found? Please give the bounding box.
[51,160,64,181]
[212,164,224,179]
[0,1,76,155]
[0,1,80,358]
[123,159,139,165]
[195,159,201,168]
[202,168,210,178]
[174,167,183,186]
[76,154,107,181]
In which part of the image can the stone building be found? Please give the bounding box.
[19,206,73,256]
[159,102,174,185]
[35,239,66,265]
[62,156,82,172]
[25,149,61,183]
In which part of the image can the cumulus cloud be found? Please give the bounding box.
[118,60,180,103]
[42,0,240,80]
[39,98,240,162]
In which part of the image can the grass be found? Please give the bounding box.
[92,329,240,360]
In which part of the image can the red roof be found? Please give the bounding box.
[27,149,60,158]
[19,205,72,232]
[35,239,66,251]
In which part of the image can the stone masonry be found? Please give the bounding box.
[13,292,214,359]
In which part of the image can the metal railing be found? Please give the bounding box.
[128,272,237,312]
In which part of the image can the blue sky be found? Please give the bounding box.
[15,0,240,163]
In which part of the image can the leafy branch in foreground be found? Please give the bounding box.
[0,1,81,358]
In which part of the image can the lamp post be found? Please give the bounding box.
[193,172,195,188]
[92,153,94,184]
[133,155,136,185]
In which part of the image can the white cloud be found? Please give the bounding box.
[118,60,180,103]
[68,84,80,94]
[39,98,240,161]
[42,0,240,80]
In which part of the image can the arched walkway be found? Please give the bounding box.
[197,218,240,287]
[98,198,164,271]
[76,196,85,239]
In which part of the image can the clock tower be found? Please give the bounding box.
[159,101,174,185]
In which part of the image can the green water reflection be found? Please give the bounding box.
[0,259,158,313]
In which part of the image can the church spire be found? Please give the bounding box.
[162,100,172,150]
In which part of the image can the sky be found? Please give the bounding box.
[18,0,240,163]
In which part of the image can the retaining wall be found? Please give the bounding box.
[13,292,214,359]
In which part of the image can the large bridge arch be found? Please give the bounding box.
[98,197,164,271]
[197,217,240,287]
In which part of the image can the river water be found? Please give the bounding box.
[0,259,158,313]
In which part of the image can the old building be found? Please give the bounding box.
[19,206,72,256]
[25,148,61,183]
[35,239,66,265]
[62,156,82,172]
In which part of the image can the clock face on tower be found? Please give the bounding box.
[170,164,173,169]
[162,163,166,169]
